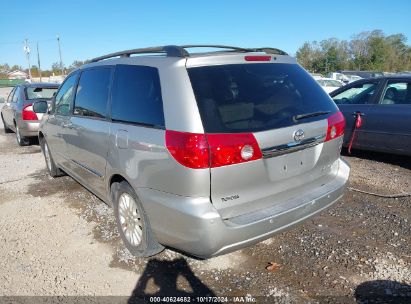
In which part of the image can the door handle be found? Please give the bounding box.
[62,122,73,129]
[352,111,366,117]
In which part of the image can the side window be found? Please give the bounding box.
[332,82,378,105]
[54,73,78,116]
[111,65,165,127]
[73,68,111,119]
[12,87,20,103]
[380,82,411,105]
[6,88,16,103]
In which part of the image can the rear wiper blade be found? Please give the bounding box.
[293,111,330,121]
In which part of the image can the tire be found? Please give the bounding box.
[16,124,31,146]
[111,181,164,257]
[40,138,64,177]
[1,114,12,134]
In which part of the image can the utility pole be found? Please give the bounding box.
[56,35,64,76]
[37,42,42,82]
[23,39,32,80]
[325,57,329,74]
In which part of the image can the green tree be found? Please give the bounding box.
[296,30,411,73]
[67,59,90,72]
[296,42,314,70]
[11,65,22,71]
[51,62,64,75]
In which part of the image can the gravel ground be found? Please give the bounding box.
[0,87,13,101]
[0,118,410,303]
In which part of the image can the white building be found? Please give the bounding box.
[7,70,28,80]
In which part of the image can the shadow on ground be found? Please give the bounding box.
[342,148,411,170]
[128,258,216,303]
[355,280,411,303]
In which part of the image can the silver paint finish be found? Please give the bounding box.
[139,158,349,258]
[39,51,350,257]
[209,119,339,219]
[105,123,210,198]
[65,117,110,199]
[185,53,297,68]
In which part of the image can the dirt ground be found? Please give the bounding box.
[0,117,410,303]
[0,87,13,101]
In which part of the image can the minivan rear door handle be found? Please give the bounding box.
[62,122,73,129]
[116,129,128,149]
[352,111,366,117]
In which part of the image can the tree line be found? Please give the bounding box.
[0,60,88,78]
[296,30,411,74]
[2,30,411,78]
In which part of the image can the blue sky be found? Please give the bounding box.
[1,0,411,70]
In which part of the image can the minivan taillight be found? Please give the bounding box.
[165,131,209,169]
[22,103,38,121]
[165,130,262,169]
[325,111,345,142]
[207,133,262,168]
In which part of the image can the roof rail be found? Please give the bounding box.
[249,47,288,56]
[90,45,189,63]
[181,45,288,56]
[90,45,288,62]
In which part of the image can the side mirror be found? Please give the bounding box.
[33,100,49,114]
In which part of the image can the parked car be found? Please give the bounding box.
[337,70,384,79]
[330,76,411,156]
[327,72,350,84]
[310,73,324,80]
[316,78,344,93]
[37,45,350,258]
[347,75,362,83]
[1,83,59,145]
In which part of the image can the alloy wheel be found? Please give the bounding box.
[118,193,143,246]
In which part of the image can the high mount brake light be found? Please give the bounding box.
[244,55,271,62]
[165,131,262,169]
[325,111,345,142]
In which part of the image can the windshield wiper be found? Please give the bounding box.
[293,111,330,121]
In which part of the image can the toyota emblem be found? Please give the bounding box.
[293,129,305,142]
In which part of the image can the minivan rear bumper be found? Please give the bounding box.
[139,158,350,258]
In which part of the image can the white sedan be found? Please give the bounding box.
[317,78,344,94]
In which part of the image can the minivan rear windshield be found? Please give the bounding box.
[187,63,338,133]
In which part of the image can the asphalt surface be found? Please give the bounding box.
[0,116,410,303]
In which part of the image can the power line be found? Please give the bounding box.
[0,41,23,45]
[0,38,58,45]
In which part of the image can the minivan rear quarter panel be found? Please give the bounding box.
[102,58,211,199]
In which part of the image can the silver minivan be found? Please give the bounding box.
[37,45,350,258]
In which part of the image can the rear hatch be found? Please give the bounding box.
[187,59,344,219]
[24,86,58,121]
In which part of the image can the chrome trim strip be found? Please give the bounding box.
[70,159,103,178]
[261,134,326,158]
